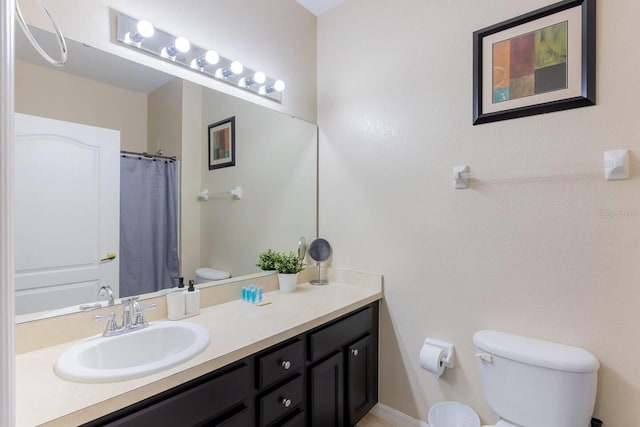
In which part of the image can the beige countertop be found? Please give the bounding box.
[16,280,382,427]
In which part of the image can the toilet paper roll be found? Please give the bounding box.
[420,343,445,377]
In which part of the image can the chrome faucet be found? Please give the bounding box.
[94,296,156,337]
[79,285,115,311]
[98,285,115,306]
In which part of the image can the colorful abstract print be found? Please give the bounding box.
[492,21,568,104]
[213,128,230,160]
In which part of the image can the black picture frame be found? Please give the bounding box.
[472,0,595,125]
[208,116,235,170]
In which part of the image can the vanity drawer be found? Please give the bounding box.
[258,339,304,389]
[277,410,305,427]
[309,306,373,362]
[101,364,250,427]
[259,375,303,426]
[216,406,250,427]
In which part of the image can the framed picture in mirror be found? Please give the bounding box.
[208,116,236,169]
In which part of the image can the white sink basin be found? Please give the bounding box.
[54,321,210,383]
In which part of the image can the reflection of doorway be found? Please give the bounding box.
[14,113,120,315]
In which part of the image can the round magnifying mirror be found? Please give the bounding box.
[308,238,331,285]
[297,236,307,261]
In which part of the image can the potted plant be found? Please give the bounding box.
[274,251,304,293]
[256,249,278,271]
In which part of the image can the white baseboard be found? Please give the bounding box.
[370,403,429,427]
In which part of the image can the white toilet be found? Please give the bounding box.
[195,267,231,284]
[473,330,599,427]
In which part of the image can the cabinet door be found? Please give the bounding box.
[308,352,344,427]
[347,334,376,426]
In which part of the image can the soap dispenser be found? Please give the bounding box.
[167,277,186,320]
[185,279,200,315]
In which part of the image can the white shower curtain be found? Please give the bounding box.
[119,155,179,297]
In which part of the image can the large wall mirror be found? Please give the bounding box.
[14,27,317,320]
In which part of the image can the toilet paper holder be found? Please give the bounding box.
[424,338,455,368]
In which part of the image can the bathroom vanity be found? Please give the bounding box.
[15,275,382,427]
[83,302,378,427]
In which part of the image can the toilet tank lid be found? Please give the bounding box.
[196,268,231,280]
[473,330,599,373]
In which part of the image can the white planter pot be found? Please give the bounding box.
[278,273,298,293]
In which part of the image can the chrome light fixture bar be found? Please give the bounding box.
[116,13,284,103]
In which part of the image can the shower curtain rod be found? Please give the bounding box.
[120,150,177,161]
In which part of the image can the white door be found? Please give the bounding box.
[14,113,120,315]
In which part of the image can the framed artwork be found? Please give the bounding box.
[208,117,235,170]
[473,0,595,125]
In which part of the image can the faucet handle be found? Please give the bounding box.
[132,303,157,327]
[94,312,118,336]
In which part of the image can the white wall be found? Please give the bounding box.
[318,0,640,425]
[20,0,317,122]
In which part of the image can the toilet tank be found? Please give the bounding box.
[473,330,599,427]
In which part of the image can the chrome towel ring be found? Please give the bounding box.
[15,0,67,66]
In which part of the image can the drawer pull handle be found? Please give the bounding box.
[351,348,359,357]
[282,398,292,408]
[281,360,291,370]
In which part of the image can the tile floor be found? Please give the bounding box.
[356,412,395,427]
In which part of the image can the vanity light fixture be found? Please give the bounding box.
[116,12,284,102]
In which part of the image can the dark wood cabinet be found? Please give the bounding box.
[308,352,344,427]
[307,303,379,427]
[83,302,378,427]
[347,334,377,426]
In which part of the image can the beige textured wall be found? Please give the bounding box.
[15,60,147,152]
[147,78,182,159]
[180,81,204,281]
[19,0,317,122]
[318,0,640,425]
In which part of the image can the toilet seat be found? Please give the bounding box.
[195,267,230,281]
[484,419,521,427]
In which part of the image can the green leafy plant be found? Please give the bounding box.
[273,251,304,274]
[256,249,278,271]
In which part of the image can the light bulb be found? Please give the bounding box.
[259,80,286,96]
[230,61,244,75]
[136,20,155,38]
[253,71,266,84]
[205,50,219,65]
[174,37,191,53]
[126,20,155,44]
[274,80,286,92]
[192,50,220,70]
